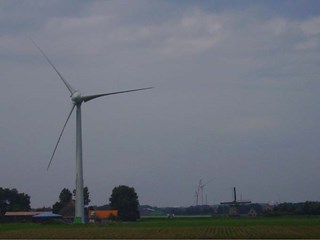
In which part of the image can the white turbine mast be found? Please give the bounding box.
[200,180,210,205]
[196,179,210,206]
[32,40,152,224]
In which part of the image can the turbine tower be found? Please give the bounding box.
[199,180,210,205]
[32,41,152,223]
[195,179,202,206]
[195,179,210,206]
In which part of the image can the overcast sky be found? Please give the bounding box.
[1,0,320,208]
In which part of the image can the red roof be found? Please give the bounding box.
[5,211,43,217]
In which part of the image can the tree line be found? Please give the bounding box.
[2,186,320,219]
[159,202,320,216]
[272,201,320,215]
[0,188,30,215]
[52,187,90,213]
[0,185,140,221]
[52,185,139,221]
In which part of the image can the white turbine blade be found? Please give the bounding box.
[82,87,153,103]
[31,39,76,95]
[47,104,76,170]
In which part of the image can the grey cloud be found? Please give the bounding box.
[0,1,319,208]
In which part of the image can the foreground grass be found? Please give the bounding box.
[1,216,320,239]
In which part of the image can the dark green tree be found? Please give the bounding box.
[303,201,320,215]
[109,185,140,221]
[73,186,91,206]
[59,188,72,203]
[53,188,72,214]
[0,188,30,215]
[52,201,63,214]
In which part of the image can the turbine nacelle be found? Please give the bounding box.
[71,91,83,104]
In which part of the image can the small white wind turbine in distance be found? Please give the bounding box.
[32,40,152,224]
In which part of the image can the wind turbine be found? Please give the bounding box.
[32,41,152,223]
[197,179,210,206]
[200,180,210,205]
[195,179,202,206]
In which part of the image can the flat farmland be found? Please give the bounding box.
[0,216,320,239]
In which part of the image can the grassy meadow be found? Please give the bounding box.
[0,216,320,239]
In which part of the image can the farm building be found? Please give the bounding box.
[216,203,263,217]
[55,200,89,222]
[4,211,62,223]
[58,200,76,222]
[88,210,118,222]
[32,212,62,223]
[4,211,43,222]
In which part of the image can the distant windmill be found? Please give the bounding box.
[221,187,251,205]
[199,180,210,205]
[195,180,201,206]
[194,190,198,206]
[220,187,251,217]
[195,179,210,206]
[32,40,152,223]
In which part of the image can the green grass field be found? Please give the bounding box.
[1,216,320,239]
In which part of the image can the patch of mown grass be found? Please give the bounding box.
[0,223,42,231]
[0,216,320,239]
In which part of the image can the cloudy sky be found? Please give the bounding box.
[1,0,320,208]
